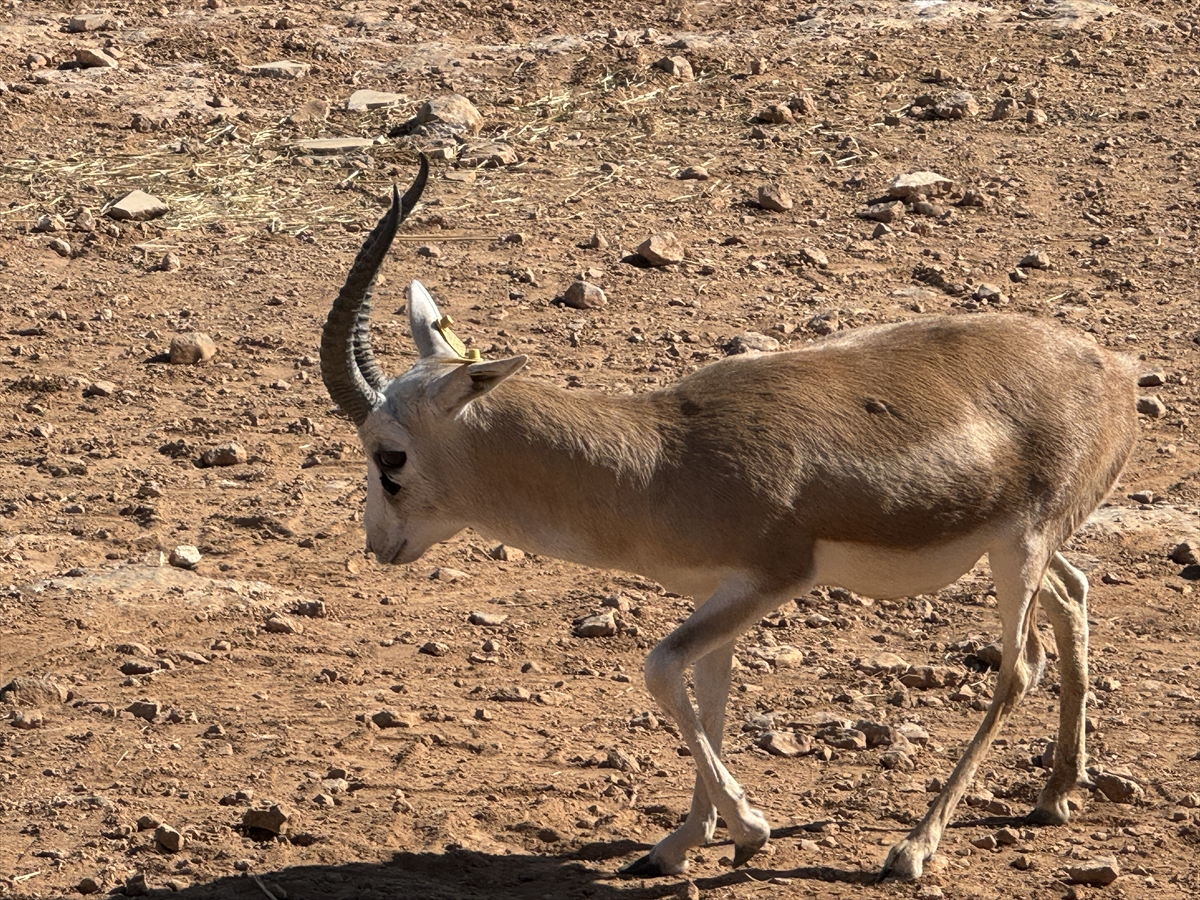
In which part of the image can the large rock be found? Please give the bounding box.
[0,675,69,706]
[346,89,404,112]
[1067,858,1120,886]
[561,281,607,310]
[573,611,617,638]
[108,190,168,222]
[415,93,483,135]
[636,232,685,266]
[242,804,291,835]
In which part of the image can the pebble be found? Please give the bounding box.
[757,184,793,212]
[1137,396,1166,418]
[816,726,867,751]
[345,89,404,111]
[561,280,607,310]
[371,709,415,728]
[264,614,303,635]
[242,804,291,835]
[928,90,978,120]
[887,171,952,199]
[679,165,709,181]
[108,189,168,222]
[197,443,247,467]
[990,97,1019,121]
[880,749,914,771]
[78,876,102,895]
[995,826,1021,845]
[603,748,641,773]
[491,686,531,702]
[757,104,794,125]
[432,567,469,582]
[120,659,159,676]
[488,544,524,562]
[1067,858,1120,886]
[69,14,118,32]
[155,824,184,852]
[636,232,685,266]
[1137,371,1164,387]
[585,229,608,250]
[76,48,119,69]
[169,332,216,365]
[756,730,812,757]
[772,646,804,667]
[169,545,201,569]
[796,247,828,268]
[973,283,1008,304]
[654,56,693,80]
[12,709,44,729]
[249,60,309,79]
[724,332,780,354]
[418,641,448,656]
[126,700,161,721]
[573,611,617,638]
[415,93,483,135]
[1019,249,1051,270]
[860,201,905,224]
[1026,108,1048,126]
[856,652,910,676]
[48,238,72,257]
[33,214,65,233]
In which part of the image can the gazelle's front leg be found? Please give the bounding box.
[623,640,735,875]
[626,576,798,876]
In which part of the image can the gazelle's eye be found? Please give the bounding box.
[379,472,400,496]
[377,450,407,471]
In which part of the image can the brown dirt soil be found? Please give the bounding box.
[2,1,1200,898]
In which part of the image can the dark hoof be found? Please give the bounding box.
[620,854,669,878]
[1024,807,1069,827]
[731,838,768,869]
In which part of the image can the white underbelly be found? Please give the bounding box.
[813,530,994,600]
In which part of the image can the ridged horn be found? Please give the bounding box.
[321,155,429,425]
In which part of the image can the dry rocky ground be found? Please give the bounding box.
[2,0,1200,898]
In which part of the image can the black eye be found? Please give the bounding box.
[377,450,407,470]
[379,472,400,496]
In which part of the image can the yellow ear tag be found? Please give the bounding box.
[433,315,481,361]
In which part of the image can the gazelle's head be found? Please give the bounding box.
[320,157,527,564]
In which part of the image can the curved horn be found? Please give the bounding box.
[322,155,429,425]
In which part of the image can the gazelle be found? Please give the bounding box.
[320,157,1138,881]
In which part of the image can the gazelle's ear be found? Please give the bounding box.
[431,356,528,416]
[409,281,457,359]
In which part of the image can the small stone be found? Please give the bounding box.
[1019,249,1051,270]
[679,165,709,181]
[1067,858,1120,886]
[816,726,867,751]
[371,709,415,728]
[126,700,161,721]
[724,332,780,355]
[994,826,1021,846]
[415,93,483,135]
[491,685,531,702]
[120,659,159,676]
[636,232,685,266]
[973,283,1008,304]
[12,709,44,729]
[971,834,998,850]
[756,730,812,757]
[750,58,768,75]
[159,252,181,272]
[69,14,118,32]
[287,99,330,124]
[33,214,64,233]
[48,238,72,257]
[929,90,978,120]
[856,652,910,676]
[488,544,525,562]
[468,611,508,626]
[1137,396,1166,418]
[880,749,914,771]
[264,615,303,635]
[1169,541,1199,566]
[416,245,442,259]
[169,333,217,364]
[108,190,169,222]
[418,641,449,656]
[250,60,309,79]
[574,611,618,638]
[83,380,118,398]
[654,56,693,80]
[1094,771,1144,804]
[124,873,147,897]
[757,104,794,125]
[887,172,952,199]
[169,545,201,569]
[155,824,184,852]
[242,804,291,835]
[1026,108,1048,126]
[797,247,828,268]
[990,97,1019,121]
[536,826,562,843]
[198,443,247,467]
[431,567,469,582]
[1137,372,1164,387]
[757,184,793,212]
[76,48,119,69]
[561,280,607,310]
[346,89,404,111]
[585,230,608,250]
[78,877,102,895]
[860,201,905,223]
[1011,853,1034,870]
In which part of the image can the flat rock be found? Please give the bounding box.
[371,708,415,728]
[242,804,291,835]
[1067,858,1120,886]
[468,611,508,626]
[573,611,617,638]
[250,60,309,79]
[119,659,159,676]
[636,232,685,266]
[418,641,448,656]
[415,93,483,135]
[169,545,201,570]
[346,89,404,111]
[295,137,377,155]
[108,190,168,222]
[431,567,469,582]
[888,171,953,199]
[756,730,812,757]
[488,543,525,562]
[83,380,118,398]
[679,165,709,180]
[723,331,781,355]
[856,652,910,676]
[76,48,118,68]
[757,184,793,212]
[69,14,118,32]
[169,332,216,365]
[561,280,607,310]
[458,142,518,168]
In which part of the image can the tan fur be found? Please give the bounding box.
[336,276,1138,881]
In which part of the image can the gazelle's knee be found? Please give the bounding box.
[643,642,681,702]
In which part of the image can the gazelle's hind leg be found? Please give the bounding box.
[1028,552,1091,825]
[881,538,1052,881]
[622,640,735,876]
